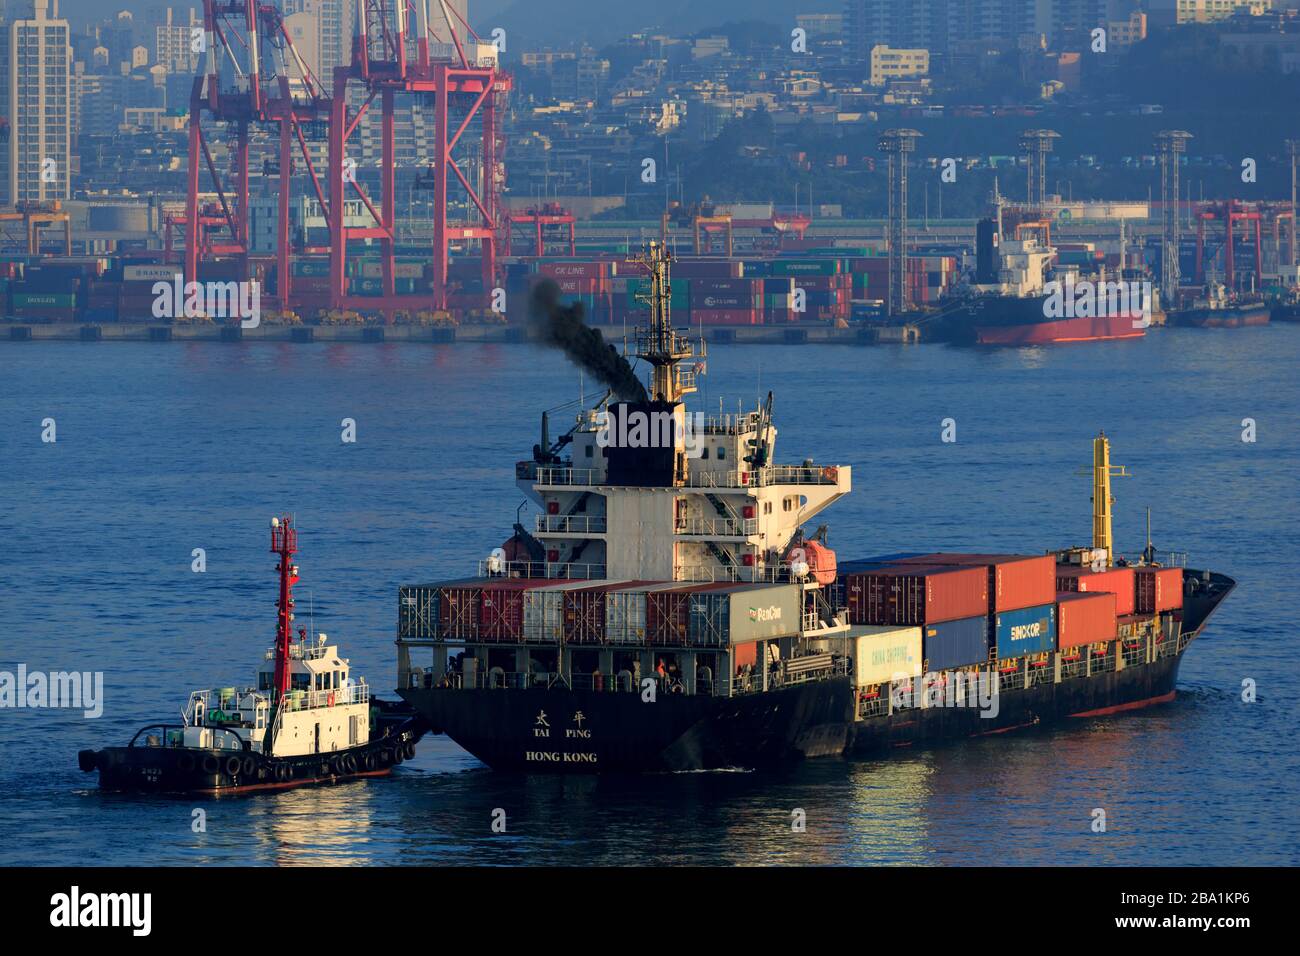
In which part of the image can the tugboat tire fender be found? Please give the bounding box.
[403,741,416,760]
[242,757,257,777]
[342,754,357,774]
[224,756,242,777]
[202,755,221,775]
[178,753,197,773]
[363,752,377,771]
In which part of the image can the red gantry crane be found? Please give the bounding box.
[184,0,512,321]
[184,1,332,308]
[1194,200,1263,292]
[326,0,511,319]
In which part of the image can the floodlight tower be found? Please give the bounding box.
[1019,129,1060,213]
[878,128,921,316]
[1155,131,1193,301]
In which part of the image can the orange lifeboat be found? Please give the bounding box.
[786,538,838,586]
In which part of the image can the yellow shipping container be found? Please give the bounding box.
[853,625,923,686]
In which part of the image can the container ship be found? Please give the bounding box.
[393,242,1235,773]
[1168,283,1270,328]
[79,517,426,794]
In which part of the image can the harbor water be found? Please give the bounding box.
[1,328,1297,865]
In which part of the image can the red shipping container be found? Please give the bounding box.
[843,564,987,626]
[562,581,645,644]
[1134,566,1183,613]
[894,553,1056,612]
[1056,566,1136,617]
[646,583,734,645]
[439,583,483,639]
[479,579,551,642]
[537,261,614,280]
[1057,591,1117,650]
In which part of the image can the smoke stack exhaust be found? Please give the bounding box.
[528,280,648,403]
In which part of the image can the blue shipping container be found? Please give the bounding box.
[993,603,1057,658]
[922,616,989,671]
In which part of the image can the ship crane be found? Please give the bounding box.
[745,391,775,469]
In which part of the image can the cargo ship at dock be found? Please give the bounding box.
[1168,283,1270,328]
[394,242,1234,773]
[927,191,1149,346]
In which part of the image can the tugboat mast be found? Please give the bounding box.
[271,516,299,700]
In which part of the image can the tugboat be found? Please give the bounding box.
[394,242,1235,773]
[79,516,426,794]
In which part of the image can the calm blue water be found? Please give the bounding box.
[1,329,1297,866]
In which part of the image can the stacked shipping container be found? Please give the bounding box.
[1056,566,1138,616]
[400,578,801,647]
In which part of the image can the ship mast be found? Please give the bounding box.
[270,515,299,700]
[1090,433,1129,567]
[632,241,699,404]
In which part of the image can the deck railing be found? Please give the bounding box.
[518,461,844,489]
[535,514,607,534]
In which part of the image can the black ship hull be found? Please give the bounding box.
[401,654,1179,772]
[1168,303,1270,328]
[400,571,1234,774]
[79,700,428,795]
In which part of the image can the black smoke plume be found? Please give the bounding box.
[528,279,648,403]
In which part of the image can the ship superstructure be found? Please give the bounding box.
[395,243,1234,773]
[515,247,849,585]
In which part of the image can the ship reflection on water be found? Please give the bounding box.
[243,784,381,866]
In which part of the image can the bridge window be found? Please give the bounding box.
[700,447,710,460]
[717,446,726,460]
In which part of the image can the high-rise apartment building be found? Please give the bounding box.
[0,0,72,205]
[844,0,1112,62]
[155,7,201,75]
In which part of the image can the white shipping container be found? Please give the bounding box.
[522,583,584,642]
[605,582,685,644]
[853,625,923,686]
[521,580,628,642]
